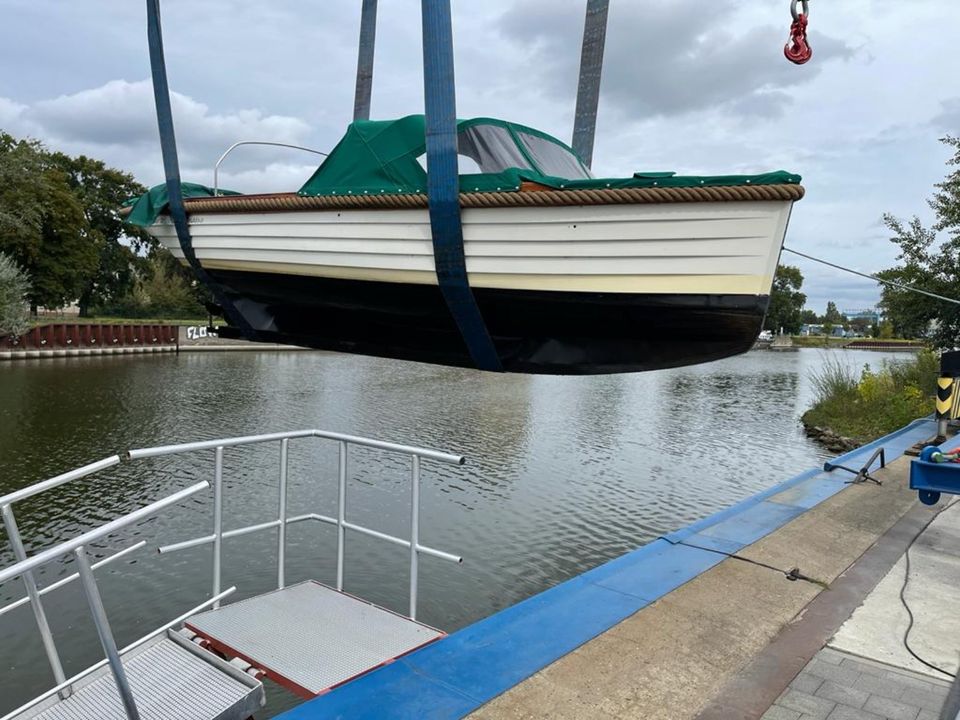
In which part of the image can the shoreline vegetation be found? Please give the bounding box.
[801,350,938,451]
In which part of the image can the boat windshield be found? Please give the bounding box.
[457,123,593,179]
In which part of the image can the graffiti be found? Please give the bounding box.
[186,326,209,341]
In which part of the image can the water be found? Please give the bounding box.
[0,348,909,716]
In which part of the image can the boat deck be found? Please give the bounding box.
[185,581,445,698]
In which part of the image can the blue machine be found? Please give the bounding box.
[910,445,960,505]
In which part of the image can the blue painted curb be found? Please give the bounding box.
[280,417,936,720]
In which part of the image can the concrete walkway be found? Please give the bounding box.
[472,446,953,719]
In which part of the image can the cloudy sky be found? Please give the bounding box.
[1,0,958,313]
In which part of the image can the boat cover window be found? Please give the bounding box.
[416,152,484,175]
[516,132,593,179]
[457,124,533,174]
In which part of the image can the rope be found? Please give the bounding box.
[659,536,829,589]
[783,247,960,307]
[899,499,960,679]
[149,183,804,216]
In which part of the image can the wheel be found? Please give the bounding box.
[919,489,941,506]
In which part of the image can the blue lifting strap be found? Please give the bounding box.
[145,0,253,336]
[421,0,502,372]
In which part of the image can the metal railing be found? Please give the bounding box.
[0,481,230,720]
[212,140,327,196]
[0,428,464,718]
[150,429,465,619]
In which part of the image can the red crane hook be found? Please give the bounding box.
[785,0,812,65]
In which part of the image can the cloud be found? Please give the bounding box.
[932,98,960,133]
[497,0,856,121]
[25,80,310,169]
[0,97,26,129]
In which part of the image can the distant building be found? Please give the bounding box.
[844,308,881,324]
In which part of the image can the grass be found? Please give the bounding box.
[790,336,851,348]
[801,350,939,443]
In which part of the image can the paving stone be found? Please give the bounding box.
[917,710,938,720]
[862,694,920,720]
[900,684,948,712]
[792,672,825,695]
[762,705,803,720]
[819,648,848,666]
[807,659,862,686]
[825,706,885,720]
[815,680,869,709]
[840,657,888,678]
[779,689,837,719]
[853,672,910,701]
[887,670,950,693]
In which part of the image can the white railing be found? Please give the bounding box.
[212,141,327,196]
[0,429,464,718]
[147,429,465,618]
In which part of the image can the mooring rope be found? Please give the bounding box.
[783,247,960,307]
[158,182,805,216]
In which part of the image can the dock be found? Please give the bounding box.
[278,417,959,719]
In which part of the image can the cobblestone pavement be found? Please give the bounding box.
[762,646,950,720]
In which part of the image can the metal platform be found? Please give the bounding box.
[186,581,445,697]
[11,631,263,720]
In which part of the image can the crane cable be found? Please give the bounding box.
[782,247,960,307]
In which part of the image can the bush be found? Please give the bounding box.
[93,255,206,319]
[802,350,937,442]
[0,251,30,336]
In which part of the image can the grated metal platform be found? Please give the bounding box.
[12,631,264,720]
[185,580,445,697]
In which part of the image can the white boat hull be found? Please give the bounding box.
[144,199,794,374]
[148,201,792,297]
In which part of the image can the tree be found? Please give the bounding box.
[764,264,807,334]
[823,301,845,326]
[879,135,960,346]
[800,309,820,325]
[0,132,98,311]
[0,251,30,335]
[49,152,152,315]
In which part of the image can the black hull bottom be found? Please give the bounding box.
[211,270,769,375]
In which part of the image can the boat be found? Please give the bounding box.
[125,115,804,374]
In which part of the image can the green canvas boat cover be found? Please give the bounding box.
[124,182,240,227]
[297,114,801,197]
[123,116,801,226]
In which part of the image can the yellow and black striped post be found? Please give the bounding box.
[937,351,960,438]
[938,377,956,426]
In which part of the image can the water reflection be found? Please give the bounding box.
[0,348,915,716]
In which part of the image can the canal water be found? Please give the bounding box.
[0,348,913,715]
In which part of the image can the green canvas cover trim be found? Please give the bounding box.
[124,182,241,227]
[297,115,800,198]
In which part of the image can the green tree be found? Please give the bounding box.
[823,301,845,325]
[0,132,97,311]
[50,152,152,315]
[764,264,807,334]
[0,251,30,335]
[879,135,960,346]
[800,308,819,325]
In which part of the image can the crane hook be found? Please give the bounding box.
[785,0,812,65]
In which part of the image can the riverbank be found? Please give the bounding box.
[801,351,938,448]
[0,324,307,360]
[789,336,925,351]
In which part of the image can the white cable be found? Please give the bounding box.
[783,246,960,307]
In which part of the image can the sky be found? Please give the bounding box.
[1,0,958,313]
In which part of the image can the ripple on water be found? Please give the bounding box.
[0,348,904,714]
